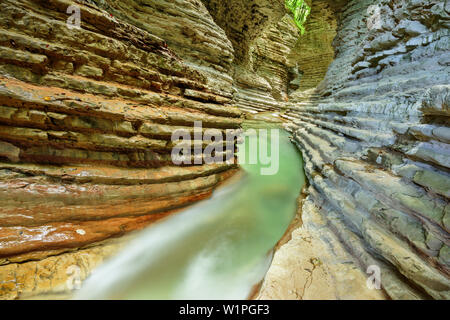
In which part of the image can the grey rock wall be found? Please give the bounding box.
[282,0,450,299]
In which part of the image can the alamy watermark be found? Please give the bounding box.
[238,128,280,176]
[67,4,81,30]
[366,265,381,290]
[66,265,82,290]
[171,121,280,175]
[367,5,383,30]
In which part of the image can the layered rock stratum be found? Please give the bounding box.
[258,0,450,300]
[0,0,241,299]
[0,0,449,300]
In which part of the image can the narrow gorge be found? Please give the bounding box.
[0,0,448,300]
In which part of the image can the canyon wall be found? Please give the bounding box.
[0,0,241,299]
[260,0,450,299]
[203,0,301,113]
[287,0,337,95]
[0,0,448,300]
[203,0,337,113]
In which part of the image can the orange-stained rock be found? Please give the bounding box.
[0,0,241,298]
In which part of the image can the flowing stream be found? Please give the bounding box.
[76,123,305,299]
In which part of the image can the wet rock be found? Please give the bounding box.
[0,0,241,298]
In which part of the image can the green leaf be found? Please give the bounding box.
[285,0,311,35]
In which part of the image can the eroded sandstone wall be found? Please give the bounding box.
[0,0,241,299]
[234,14,300,112]
[263,0,450,299]
[288,0,337,94]
[203,0,339,114]
[203,0,302,113]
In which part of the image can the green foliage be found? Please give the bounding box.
[285,0,311,35]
